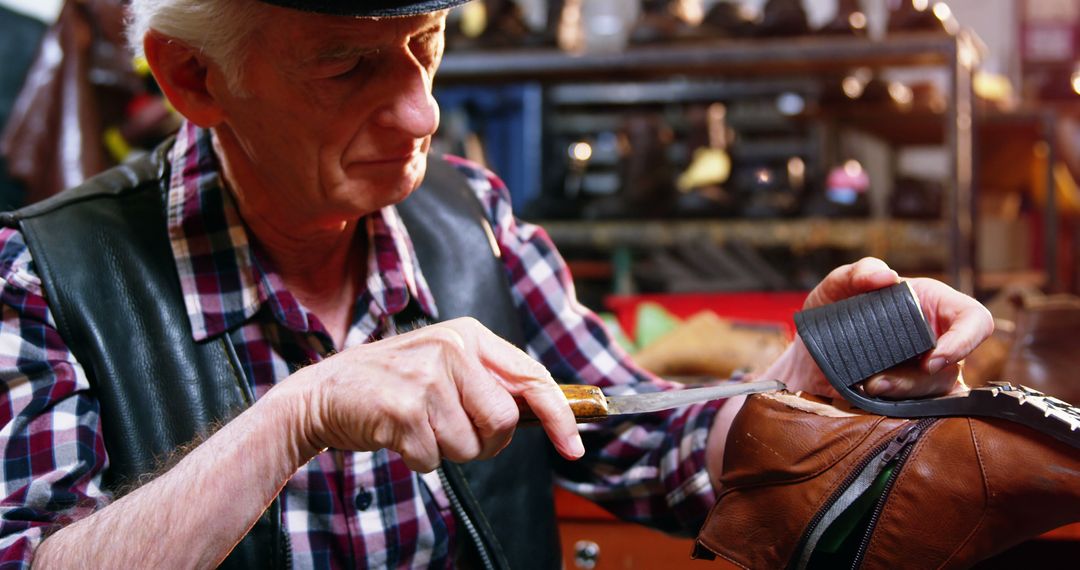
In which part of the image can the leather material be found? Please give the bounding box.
[694,392,1080,569]
[1,143,284,570]
[2,143,560,568]
[696,393,910,568]
[398,158,561,570]
[793,284,1080,449]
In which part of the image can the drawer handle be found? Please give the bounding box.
[574,540,600,569]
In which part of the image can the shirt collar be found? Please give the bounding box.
[166,121,438,341]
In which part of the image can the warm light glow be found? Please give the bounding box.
[974,71,1014,103]
[914,0,930,11]
[932,2,952,20]
[888,82,914,106]
[848,12,867,30]
[1072,68,1080,96]
[707,102,727,122]
[843,160,864,178]
[842,76,865,99]
[788,157,805,178]
[569,141,593,162]
[755,168,773,185]
[787,157,806,188]
[932,2,960,34]
[707,103,728,148]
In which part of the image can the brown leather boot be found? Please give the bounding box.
[694,391,1080,569]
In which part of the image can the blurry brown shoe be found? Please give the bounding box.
[755,0,810,37]
[699,1,756,38]
[630,0,710,45]
[887,0,957,35]
[694,391,1080,569]
[818,0,868,37]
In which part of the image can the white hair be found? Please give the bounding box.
[126,0,269,91]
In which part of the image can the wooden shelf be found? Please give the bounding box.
[534,218,946,262]
[437,29,983,293]
[976,269,1048,291]
[439,32,979,84]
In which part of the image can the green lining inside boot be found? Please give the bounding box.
[806,464,895,568]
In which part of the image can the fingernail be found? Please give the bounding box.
[873,269,900,282]
[865,377,892,395]
[927,357,946,374]
[570,433,585,459]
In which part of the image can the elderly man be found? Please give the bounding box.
[0,1,991,568]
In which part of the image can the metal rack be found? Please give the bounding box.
[437,31,984,293]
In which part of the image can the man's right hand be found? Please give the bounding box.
[288,317,585,472]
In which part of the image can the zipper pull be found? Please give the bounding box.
[881,422,923,464]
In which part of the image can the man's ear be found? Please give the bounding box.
[143,30,225,128]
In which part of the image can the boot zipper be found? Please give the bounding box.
[791,418,938,570]
[438,466,496,570]
[848,418,938,569]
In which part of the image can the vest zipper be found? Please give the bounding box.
[281,526,293,570]
[438,466,496,570]
[848,418,938,569]
[790,418,938,570]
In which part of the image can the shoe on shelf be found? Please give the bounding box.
[887,0,959,35]
[630,0,713,45]
[698,1,757,39]
[818,0,869,37]
[445,0,544,50]
[755,0,810,38]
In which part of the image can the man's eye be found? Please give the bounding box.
[330,60,363,78]
[410,33,442,67]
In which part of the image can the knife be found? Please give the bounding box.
[520,379,786,423]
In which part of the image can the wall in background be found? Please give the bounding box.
[0,0,61,23]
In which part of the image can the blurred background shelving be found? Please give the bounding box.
[435,30,987,304]
[1,1,1079,568]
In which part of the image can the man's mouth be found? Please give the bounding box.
[351,143,423,166]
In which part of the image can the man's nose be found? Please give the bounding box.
[372,56,440,139]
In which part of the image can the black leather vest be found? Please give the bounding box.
[0,143,561,569]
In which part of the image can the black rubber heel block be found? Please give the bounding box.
[794,282,937,389]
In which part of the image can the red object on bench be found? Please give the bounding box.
[605,291,810,338]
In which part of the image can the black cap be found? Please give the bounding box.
[258,0,471,17]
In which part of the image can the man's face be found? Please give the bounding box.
[209,8,446,226]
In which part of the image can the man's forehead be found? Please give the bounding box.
[270,12,445,58]
[257,0,468,18]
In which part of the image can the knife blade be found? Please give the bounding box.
[519,379,786,423]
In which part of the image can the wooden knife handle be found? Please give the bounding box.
[518,384,609,423]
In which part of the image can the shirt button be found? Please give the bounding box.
[355,489,374,511]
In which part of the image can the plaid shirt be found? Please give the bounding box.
[0,122,721,569]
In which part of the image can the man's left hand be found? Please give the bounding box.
[781,257,994,399]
